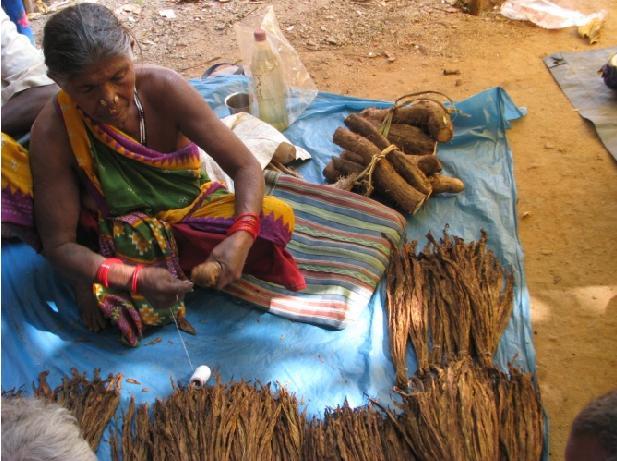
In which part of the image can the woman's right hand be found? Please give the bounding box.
[137,267,193,310]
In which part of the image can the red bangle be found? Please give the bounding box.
[228,222,258,240]
[226,212,261,240]
[235,212,260,222]
[130,265,144,295]
[227,219,260,240]
[95,258,123,288]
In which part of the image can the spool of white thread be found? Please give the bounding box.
[189,365,212,388]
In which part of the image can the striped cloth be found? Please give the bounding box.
[224,171,406,328]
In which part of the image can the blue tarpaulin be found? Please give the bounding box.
[1,76,533,459]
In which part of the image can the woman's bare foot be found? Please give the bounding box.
[73,282,107,332]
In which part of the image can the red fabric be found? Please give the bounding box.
[172,223,306,292]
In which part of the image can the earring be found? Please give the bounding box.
[99,99,107,107]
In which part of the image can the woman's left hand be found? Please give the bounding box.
[208,231,254,289]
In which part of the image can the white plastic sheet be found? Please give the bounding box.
[500,0,607,28]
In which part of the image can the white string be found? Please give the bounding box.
[169,307,194,372]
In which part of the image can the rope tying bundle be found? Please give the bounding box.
[354,144,397,195]
[378,90,456,139]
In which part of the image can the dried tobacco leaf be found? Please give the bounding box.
[382,357,543,461]
[386,243,414,389]
[33,368,121,451]
[388,230,515,377]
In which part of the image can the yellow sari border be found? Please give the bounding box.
[57,91,103,195]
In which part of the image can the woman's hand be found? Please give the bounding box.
[138,267,193,309]
[208,231,254,289]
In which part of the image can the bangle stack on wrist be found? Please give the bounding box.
[226,212,261,241]
[95,258,143,295]
[95,257,122,288]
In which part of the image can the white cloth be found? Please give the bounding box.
[1,8,54,106]
[200,112,311,192]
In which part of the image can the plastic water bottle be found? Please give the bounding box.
[249,29,289,131]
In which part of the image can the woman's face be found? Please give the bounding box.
[62,54,136,126]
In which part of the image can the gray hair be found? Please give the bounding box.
[43,3,132,82]
[570,389,617,460]
[1,397,97,461]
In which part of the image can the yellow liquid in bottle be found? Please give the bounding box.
[249,32,289,131]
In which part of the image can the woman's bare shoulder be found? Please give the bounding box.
[29,98,73,168]
[135,64,197,109]
[136,64,186,92]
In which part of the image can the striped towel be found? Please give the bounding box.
[224,172,406,328]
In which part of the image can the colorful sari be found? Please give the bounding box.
[2,91,305,346]
[1,133,42,249]
[1,133,33,226]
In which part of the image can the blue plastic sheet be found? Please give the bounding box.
[1,77,533,459]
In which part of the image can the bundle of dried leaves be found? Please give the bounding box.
[34,368,122,451]
[386,230,514,388]
[385,357,500,460]
[422,231,514,367]
[110,366,542,461]
[114,386,416,461]
[386,241,428,389]
[382,357,544,461]
[497,366,545,461]
[303,401,415,461]
[111,379,306,461]
[109,230,541,461]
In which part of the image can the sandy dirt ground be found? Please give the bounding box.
[29,0,617,458]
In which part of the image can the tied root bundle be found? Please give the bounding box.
[323,95,464,214]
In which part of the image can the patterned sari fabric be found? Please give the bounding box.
[0,134,42,248]
[2,91,304,346]
[1,133,33,226]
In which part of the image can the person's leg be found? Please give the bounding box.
[173,192,305,291]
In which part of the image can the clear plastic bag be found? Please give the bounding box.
[235,5,317,127]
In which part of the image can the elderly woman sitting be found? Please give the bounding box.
[5,3,305,345]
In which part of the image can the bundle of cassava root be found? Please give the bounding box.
[323,97,464,214]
